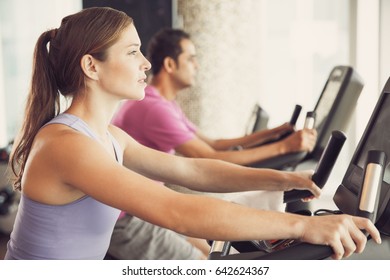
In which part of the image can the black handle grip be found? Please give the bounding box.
[289,104,302,126]
[283,130,347,203]
[356,150,386,220]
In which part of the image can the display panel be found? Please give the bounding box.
[314,68,344,131]
[311,66,363,158]
[354,94,390,182]
[334,83,390,234]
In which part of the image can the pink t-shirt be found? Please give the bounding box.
[112,85,197,154]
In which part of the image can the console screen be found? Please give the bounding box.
[315,69,343,131]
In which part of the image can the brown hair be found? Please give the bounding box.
[10,7,133,190]
[147,28,190,75]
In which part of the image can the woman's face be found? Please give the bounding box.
[95,23,151,100]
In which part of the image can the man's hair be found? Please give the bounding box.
[147,28,190,75]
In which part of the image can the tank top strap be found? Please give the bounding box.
[46,113,123,164]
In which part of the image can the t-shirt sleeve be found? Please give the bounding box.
[143,102,196,152]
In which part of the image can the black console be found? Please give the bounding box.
[250,66,364,170]
[245,104,270,134]
[334,79,390,235]
[309,66,363,160]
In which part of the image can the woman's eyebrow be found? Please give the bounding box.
[126,43,141,48]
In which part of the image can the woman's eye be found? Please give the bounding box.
[128,51,137,55]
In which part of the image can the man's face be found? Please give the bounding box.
[171,38,198,89]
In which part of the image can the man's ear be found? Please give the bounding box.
[163,57,177,73]
[80,54,98,80]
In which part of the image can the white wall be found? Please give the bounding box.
[354,0,380,143]
[380,0,390,89]
[0,25,6,147]
[0,0,82,143]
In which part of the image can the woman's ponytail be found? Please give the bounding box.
[10,29,60,190]
[9,7,133,190]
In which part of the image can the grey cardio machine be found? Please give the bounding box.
[250,65,364,171]
[208,76,390,260]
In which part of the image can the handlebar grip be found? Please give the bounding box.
[304,111,316,129]
[357,150,386,221]
[283,130,347,203]
[289,104,302,126]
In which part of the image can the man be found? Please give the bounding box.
[113,29,316,165]
[108,28,317,260]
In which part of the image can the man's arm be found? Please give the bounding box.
[196,123,294,150]
[175,128,317,166]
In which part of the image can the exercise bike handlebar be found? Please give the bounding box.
[289,104,302,126]
[283,130,346,203]
[209,149,385,260]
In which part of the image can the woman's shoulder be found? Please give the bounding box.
[23,125,93,204]
[33,123,105,164]
[109,123,138,149]
[37,122,89,145]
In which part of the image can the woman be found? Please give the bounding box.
[5,7,380,260]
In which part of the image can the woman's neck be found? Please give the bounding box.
[65,93,119,139]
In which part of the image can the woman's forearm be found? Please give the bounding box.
[172,157,317,195]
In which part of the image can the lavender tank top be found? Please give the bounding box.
[5,113,122,259]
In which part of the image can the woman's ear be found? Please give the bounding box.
[163,57,177,74]
[80,54,98,80]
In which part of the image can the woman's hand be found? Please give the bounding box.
[299,214,382,259]
[282,170,321,198]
